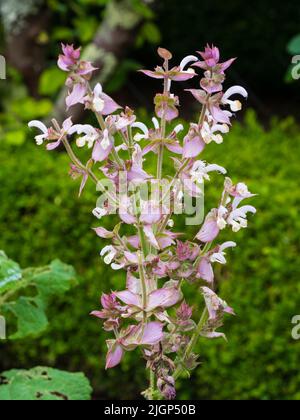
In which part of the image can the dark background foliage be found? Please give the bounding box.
[0,0,300,400]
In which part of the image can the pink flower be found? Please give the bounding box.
[28,118,73,150]
[105,340,124,369]
[140,54,197,82]
[77,61,97,76]
[154,94,180,122]
[201,287,235,321]
[69,164,88,197]
[183,124,206,158]
[58,43,96,77]
[66,83,87,109]
[58,44,81,72]
[158,376,176,400]
[197,242,236,283]
[140,120,183,156]
[87,83,121,115]
[196,208,223,243]
[186,90,235,125]
[105,322,164,369]
[194,44,236,73]
[176,241,197,262]
[198,44,220,67]
[177,301,193,321]
[115,285,180,313]
[92,129,114,162]
[93,227,114,239]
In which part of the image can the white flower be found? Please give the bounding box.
[28,120,49,145]
[173,124,184,134]
[210,242,237,264]
[190,161,227,184]
[179,55,198,71]
[132,122,149,142]
[152,117,160,130]
[201,121,229,144]
[69,124,98,148]
[92,207,107,219]
[111,263,124,271]
[100,246,117,265]
[222,86,248,112]
[227,205,256,232]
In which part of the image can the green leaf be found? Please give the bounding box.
[33,260,77,300]
[0,253,77,339]
[0,367,92,400]
[0,251,22,294]
[39,68,66,96]
[5,297,48,340]
[287,34,300,55]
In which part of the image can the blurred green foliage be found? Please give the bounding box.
[0,110,299,399]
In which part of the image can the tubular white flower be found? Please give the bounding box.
[174,124,184,134]
[222,86,248,112]
[179,55,198,70]
[28,120,48,145]
[69,124,98,148]
[210,252,227,264]
[205,164,227,175]
[228,205,256,232]
[191,161,227,184]
[223,86,248,102]
[220,241,237,251]
[152,117,160,130]
[132,122,149,142]
[210,242,236,264]
[28,120,48,133]
[92,207,107,220]
[111,263,124,271]
[100,246,117,265]
[201,122,229,145]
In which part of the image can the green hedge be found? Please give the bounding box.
[0,111,300,399]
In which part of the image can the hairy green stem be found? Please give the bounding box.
[174,307,209,380]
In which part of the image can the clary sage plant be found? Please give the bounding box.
[29,43,256,400]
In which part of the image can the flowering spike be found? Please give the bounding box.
[30,42,256,400]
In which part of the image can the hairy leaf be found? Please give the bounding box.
[0,252,76,339]
[0,367,92,400]
[0,251,22,294]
